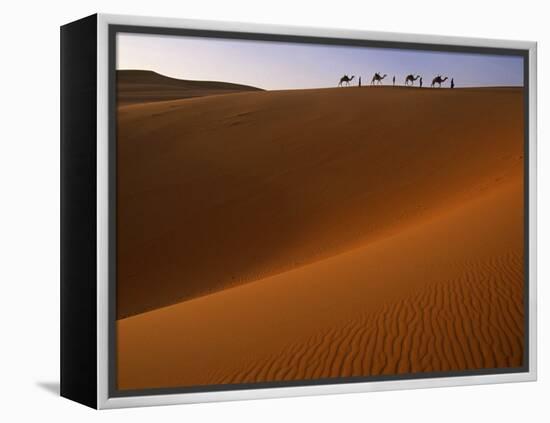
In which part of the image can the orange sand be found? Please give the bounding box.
[115,86,525,390]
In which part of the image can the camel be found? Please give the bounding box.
[371,72,387,85]
[338,75,355,87]
[431,75,448,88]
[405,74,420,86]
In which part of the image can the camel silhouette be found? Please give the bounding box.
[405,74,420,86]
[338,75,355,87]
[371,73,387,85]
[431,75,448,88]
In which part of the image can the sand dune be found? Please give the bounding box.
[215,252,524,384]
[117,70,263,105]
[117,86,524,318]
[116,85,525,390]
[117,175,524,389]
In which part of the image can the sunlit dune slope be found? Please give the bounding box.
[116,86,524,319]
[117,173,524,389]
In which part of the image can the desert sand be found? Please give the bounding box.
[115,85,525,390]
[117,70,262,105]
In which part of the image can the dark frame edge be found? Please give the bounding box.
[60,13,99,409]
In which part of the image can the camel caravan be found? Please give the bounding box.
[338,72,455,88]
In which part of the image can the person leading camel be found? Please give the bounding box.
[405,74,420,86]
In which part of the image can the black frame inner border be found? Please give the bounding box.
[107,23,531,398]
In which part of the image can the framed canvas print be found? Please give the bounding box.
[60,13,537,409]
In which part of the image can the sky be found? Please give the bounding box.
[117,32,524,90]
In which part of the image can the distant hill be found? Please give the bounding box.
[117,70,264,105]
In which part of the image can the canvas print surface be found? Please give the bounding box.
[114,31,526,392]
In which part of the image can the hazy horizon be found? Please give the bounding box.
[117,32,524,90]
